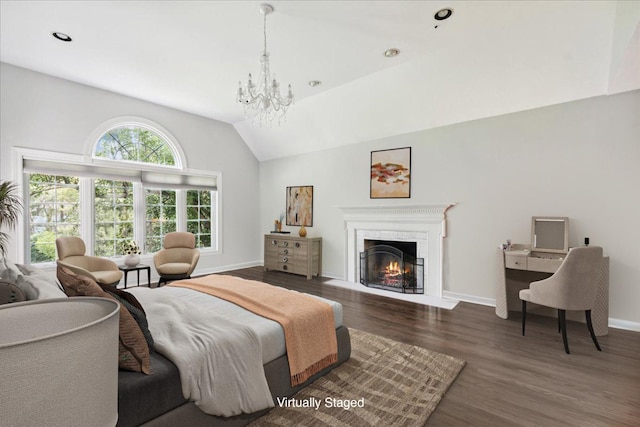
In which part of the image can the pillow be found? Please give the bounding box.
[16,274,67,300]
[0,258,22,283]
[57,266,152,374]
[16,263,65,292]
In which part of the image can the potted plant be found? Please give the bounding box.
[0,181,23,258]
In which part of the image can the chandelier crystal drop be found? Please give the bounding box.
[237,4,294,127]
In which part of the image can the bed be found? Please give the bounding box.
[0,260,351,426]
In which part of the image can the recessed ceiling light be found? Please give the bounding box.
[308,80,321,87]
[52,32,72,42]
[384,48,400,58]
[434,8,453,21]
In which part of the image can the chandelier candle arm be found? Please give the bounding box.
[237,3,294,126]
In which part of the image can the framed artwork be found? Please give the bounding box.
[286,186,313,226]
[370,147,411,198]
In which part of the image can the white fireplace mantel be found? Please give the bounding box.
[338,203,455,300]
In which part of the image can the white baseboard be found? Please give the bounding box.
[443,291,496,307]
[608,318,640,332]
[195,261,263,277]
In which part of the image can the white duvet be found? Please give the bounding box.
[128,286,275,417]
[129,285,343,417]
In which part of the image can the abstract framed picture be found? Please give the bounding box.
[370,147,411,199]
[286,186,313,226]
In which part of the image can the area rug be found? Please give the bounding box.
[250,328,465,427]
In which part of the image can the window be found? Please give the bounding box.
[94,179,135,257]
[145,189,177,253]
[187,190,214,248]
[28,174,80,263]
[94,126,177,166]
[20,120,219,264]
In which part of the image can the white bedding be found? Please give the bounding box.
[128,285,343,417]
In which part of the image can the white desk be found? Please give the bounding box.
[496,245,609,335]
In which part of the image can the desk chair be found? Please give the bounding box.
[519,246,603,354]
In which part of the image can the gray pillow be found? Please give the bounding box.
[16,274,68,300]
[16,263,65,292]
[0,258,22,283]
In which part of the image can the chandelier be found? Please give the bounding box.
[237,4,294,127]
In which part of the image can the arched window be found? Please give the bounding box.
[19,118,218,266]
[94,125,178,167]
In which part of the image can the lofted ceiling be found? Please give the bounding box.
[1,1,639,161]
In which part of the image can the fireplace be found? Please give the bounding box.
[360,240,424,294]
[339,204,455,300]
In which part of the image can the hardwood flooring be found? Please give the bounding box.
[220,267,640,427]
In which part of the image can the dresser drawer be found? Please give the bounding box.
[505,254,528,270]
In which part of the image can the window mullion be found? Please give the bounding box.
[81,178,94,255]
[177,190,186,232]
[134,182,146,253]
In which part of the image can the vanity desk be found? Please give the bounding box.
[495,217,609,336]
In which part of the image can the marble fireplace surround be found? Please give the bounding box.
[328,204,458,309]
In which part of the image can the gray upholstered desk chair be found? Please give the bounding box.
[519,246,603,354]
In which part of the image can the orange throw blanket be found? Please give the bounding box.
[169,275,338,386]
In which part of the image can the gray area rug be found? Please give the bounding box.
[250,328,465,427]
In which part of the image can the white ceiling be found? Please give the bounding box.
[1,1,639,161]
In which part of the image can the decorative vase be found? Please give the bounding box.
[124,254,140,267]
[298,225,307,238]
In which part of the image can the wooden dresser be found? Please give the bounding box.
[264,234,322,280]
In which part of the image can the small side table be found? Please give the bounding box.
[118,264,151,289]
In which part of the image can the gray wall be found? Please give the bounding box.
[0,63,262,274]
[260,90,640,327]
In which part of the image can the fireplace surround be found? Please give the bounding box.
[339,204,455,301]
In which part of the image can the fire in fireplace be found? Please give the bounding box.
[359,240,424,294]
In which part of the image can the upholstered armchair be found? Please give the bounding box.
[153,232,200,286]
[519,246,603,354]
[56,237,123,286]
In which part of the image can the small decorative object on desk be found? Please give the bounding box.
[299,224,307,237]
[122,240,141,267]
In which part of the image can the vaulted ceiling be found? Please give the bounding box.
[1,1,638,161]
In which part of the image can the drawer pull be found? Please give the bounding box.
[282,257,288,263]
[283,241,288,247]
[282,265,288,271]
[271,240,277,246]
[283,248,289,254]
[295,242,300,248]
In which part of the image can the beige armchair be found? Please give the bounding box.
[519,246,603,354]
[153,232,200,286]
[56,237,123,286]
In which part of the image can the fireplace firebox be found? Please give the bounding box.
[359,241,424,294]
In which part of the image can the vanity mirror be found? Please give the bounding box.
[531,216,569,254]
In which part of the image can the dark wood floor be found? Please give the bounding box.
[219,267,640,427]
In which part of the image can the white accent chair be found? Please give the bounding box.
[56,236,123,286]
[153,232,200,286]
[519,246,603,354]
